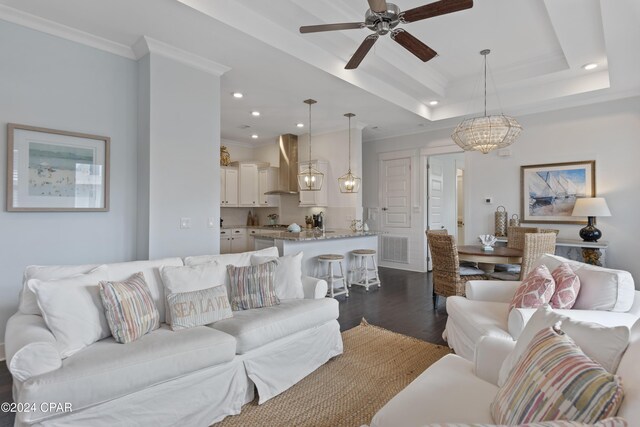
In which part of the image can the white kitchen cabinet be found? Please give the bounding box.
[238,163,259,207]
[220,228,247,254]
[220,167,238,207]
[247,228,259,252]
[258,167,279,207]
[298,160,328,207]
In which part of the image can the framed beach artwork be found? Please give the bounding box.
[6,124,110,212]
[520,160,595,224]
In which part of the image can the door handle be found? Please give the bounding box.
[381,207,388,211]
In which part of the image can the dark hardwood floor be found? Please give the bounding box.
[337,267,447,345]
[0,267,445,426]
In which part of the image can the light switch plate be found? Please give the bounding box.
[180,217,192,229]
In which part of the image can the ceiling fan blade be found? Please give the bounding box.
[391,29,437,62]
[367,0,388,13]
[401,0,473,23]
[300,22,365,34]
[345,34,379,69]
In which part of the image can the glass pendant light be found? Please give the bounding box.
[451,49,522,154]
[297,99,324,191]
[338,113,361,193]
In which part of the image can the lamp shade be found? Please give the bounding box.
[571,197,611,217]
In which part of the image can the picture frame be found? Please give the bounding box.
[520,160,595,224]
[6,124,110,212]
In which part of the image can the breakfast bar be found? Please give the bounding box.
[253,229,379,277]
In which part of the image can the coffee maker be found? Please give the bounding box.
[312,212,324,229]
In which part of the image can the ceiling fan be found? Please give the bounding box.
[299,0,473,69]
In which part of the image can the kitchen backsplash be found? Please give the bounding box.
[221,197,363,230]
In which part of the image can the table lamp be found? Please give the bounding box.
[571,197,611,242]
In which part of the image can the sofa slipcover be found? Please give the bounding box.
[16,325,236,417]
[370,354,497,426]
[210,298,339,354]
[445,255,640,361]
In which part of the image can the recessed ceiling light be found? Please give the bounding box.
[251,134,259,139]
[251,111,260,117]
[232,92,244,98]
[582,63,598,71]
[296,123,304,128]
[429,100,439,106]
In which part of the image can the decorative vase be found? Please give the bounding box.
[509,214,520,228]
[220,145,231,166]
[495,206,507,237]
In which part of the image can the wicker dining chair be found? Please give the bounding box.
[491,231,557,281]
[519,232,557,279]
[427,232,486,308]
[507,226,540,249]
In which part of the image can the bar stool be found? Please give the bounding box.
[317,254,348,298]
[349,249,381,291]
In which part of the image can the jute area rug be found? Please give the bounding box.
[216,320,451,427]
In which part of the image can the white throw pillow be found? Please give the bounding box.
[28,265,110,358]
[498,305,630,387]
[160,262,228,324]
[251,252,304,300]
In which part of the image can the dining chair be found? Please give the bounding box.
[491,232,557,281]
[494,226,542,276]
[426,231,486,308]
[519,232,557,279]
[507,226,540,249]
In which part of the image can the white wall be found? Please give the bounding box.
[144,53,220,259]
[298,128,364,229]
[363,96,640,283]
[222,139,255,162]
[0,21,139,343]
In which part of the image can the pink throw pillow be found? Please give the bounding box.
[510,265,556,311]
[550,262,581,309]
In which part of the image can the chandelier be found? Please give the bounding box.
[297,99,324,191]
[451,49,522,154]
[338,113,361,193]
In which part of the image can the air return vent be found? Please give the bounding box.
[381,236,409,264]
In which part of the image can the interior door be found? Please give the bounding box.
[381,157,411,229]
[427,156,445,233]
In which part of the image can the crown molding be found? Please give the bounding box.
[0,4,136,59]
[132,36,230,76]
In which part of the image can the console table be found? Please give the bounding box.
[495,237,609,266]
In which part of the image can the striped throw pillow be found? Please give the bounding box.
[491,327,624,424]
[166,285,232,330]
[99,272,160,344]
[227,261,279,311]
[422,418,628,426]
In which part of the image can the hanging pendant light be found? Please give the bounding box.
[451,49,522,154]
[297,99,324,191]
[338,113,361,193]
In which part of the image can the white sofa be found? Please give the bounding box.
[445,254,640,360]
[370,317,640,426]
[4,247,343,426]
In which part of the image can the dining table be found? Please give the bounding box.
[457,245,523,273]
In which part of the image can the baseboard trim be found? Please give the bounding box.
[0,343,5,362]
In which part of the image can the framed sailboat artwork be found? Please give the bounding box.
[520,161,595,224]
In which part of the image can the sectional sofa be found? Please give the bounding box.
[4,247,343,426]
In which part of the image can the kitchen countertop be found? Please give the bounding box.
[252,229,378,241]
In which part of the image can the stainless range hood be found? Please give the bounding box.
[264,134,299,195]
